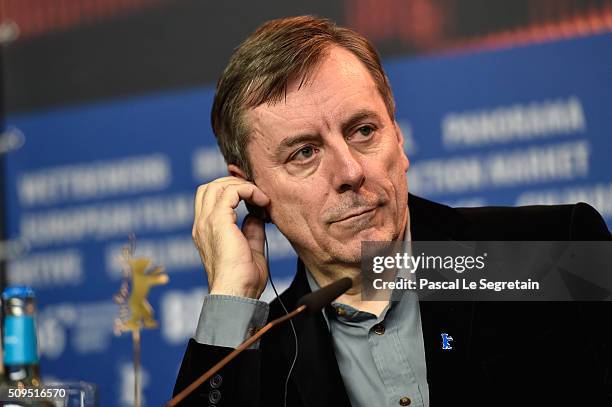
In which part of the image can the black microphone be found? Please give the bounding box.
[298,277,353,313]
[166,277,353,406]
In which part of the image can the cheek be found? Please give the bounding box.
[368,144,407,185]
[269,191,327,252]
[386,147,409,185]
[268,184,319,226]
[378,147,409,207]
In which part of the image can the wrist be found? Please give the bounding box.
[209,282,262,299]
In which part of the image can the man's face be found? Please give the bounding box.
[243,46,409,268]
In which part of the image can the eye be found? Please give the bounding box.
[299,146,314,158]
[290,145,318,162]
[356,125,374,137]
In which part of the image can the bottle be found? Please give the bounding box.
[0,293,6,387]
[1,286,53,406]
[2,286,41,387]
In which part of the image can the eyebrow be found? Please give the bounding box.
[274,109,383,158]
[275,134,320,158]
[341,109,383,134]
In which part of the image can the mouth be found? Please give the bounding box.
[333,206,378,223]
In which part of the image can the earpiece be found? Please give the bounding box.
[245,202,272,223]
[245,178,272,223]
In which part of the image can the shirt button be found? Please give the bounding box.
[336,307,347,316]
[399,396,411,406]
[209,374,222,388]
[372,323,385,335]
[209,389,221,404]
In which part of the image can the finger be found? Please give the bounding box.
[194,179,246,230]
[215,183,271,215]
[194,176,243,220]
[241,214,266,258]
[193,184,208,224]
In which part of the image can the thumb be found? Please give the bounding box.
[241,214,266,259]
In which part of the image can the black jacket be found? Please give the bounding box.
[174,194,612,406]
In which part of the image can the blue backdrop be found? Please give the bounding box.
[4,32,612,405]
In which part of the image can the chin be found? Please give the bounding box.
[356,225,397,242]
[329,228,396,264]
[328,246,363,265]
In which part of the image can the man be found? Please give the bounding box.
[174,16,611,406]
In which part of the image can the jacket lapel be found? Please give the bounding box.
[408,195,475,399]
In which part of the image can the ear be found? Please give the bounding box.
[394,121,410,172]
[228,164,249,180]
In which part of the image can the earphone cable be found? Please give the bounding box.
[264,230,298,407]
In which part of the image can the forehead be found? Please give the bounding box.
[244,46,387,145]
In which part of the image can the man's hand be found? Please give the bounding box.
[192,177,271,299]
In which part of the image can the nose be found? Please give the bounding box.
[329,141,365,193]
